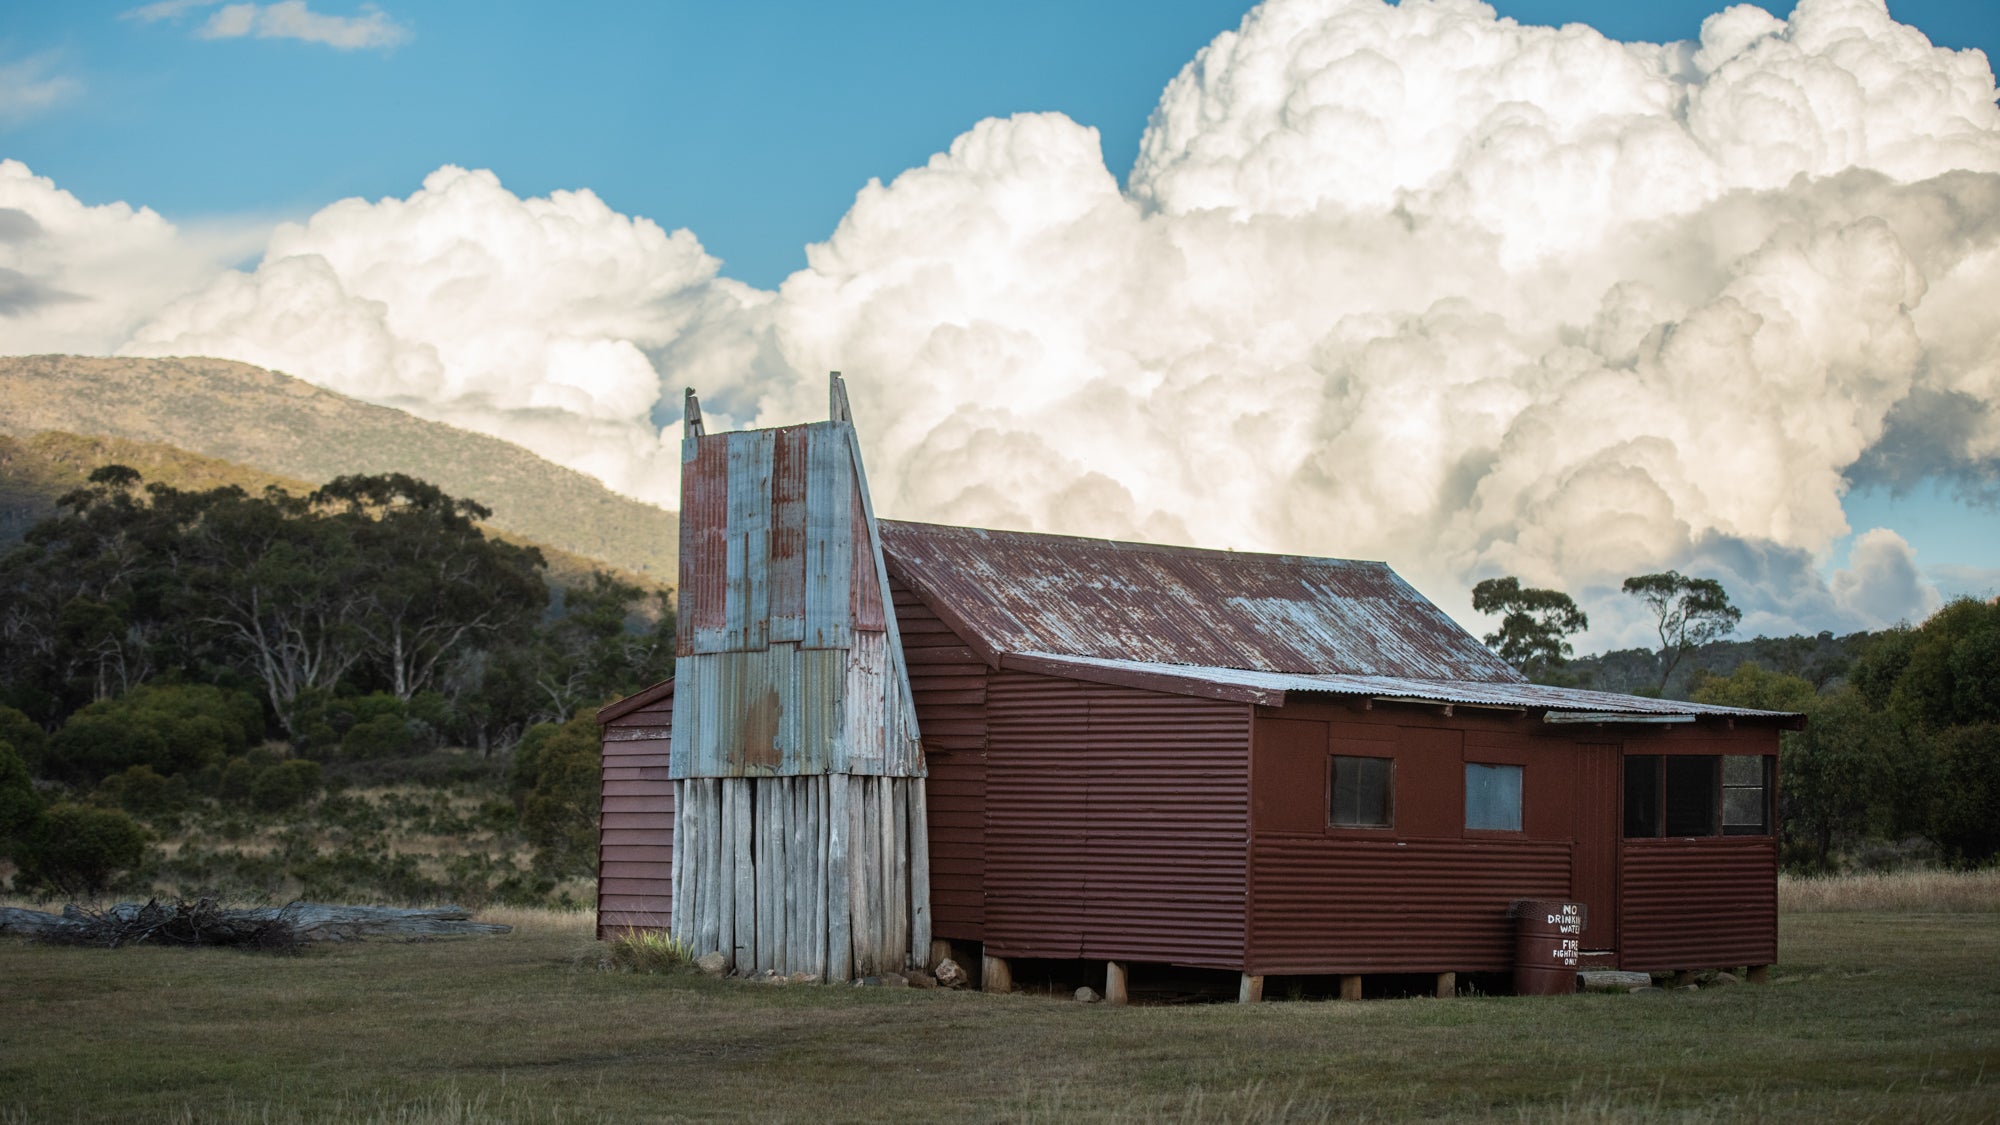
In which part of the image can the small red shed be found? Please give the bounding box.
[599,386,1800,998]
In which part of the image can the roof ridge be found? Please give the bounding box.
[877,517,1388,569]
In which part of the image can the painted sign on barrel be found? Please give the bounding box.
[1510,899,1585,995]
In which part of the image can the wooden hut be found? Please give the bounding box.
[600,383,1799,996]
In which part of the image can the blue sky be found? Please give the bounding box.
[2,0,1996,631]
[11,1,1992,288]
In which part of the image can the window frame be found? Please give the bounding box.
[1721,754,1774,836]
[1463,761,1524,833]
[1624,752,1775,840]
[1328,753,1395,831]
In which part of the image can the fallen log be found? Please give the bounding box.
[0,906,82,938]
[2,900,511,948]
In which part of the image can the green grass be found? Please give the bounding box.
[2,908,1996,1123]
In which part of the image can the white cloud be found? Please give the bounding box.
[1929,563,2000,603]
[1831,528,1942,626]
[0,56,81,126]
[36,0,2000,646]
[121,0,219,22]
[128,0,412,50]
[124,166,762,501]
[0,160,259,355]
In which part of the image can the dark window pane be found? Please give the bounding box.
[1664,756,1719,836]
[1722,754,1770,835]
[1624,755,1660,838]
[1331,755,1393,828]
[1465,763,1522,831]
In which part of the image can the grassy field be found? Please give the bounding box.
[3,877,1997,1123]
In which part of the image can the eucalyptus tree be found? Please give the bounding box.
[310,473,547,701]
[1622,570,1742,694]
[1470,577,1589,681]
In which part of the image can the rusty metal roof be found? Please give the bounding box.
[878,520,1526,682]
[1000,652,1804,723]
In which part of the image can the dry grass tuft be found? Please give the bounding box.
[469,903,594,939]
[1780,868,2000,913]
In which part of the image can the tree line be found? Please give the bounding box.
[0,466,674,894]
[1474,570,2000,870]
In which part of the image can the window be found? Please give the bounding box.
[1722,755,1771,835]
[1464,763,1522,831]
[1664,756,1718,836]
[1330,755,1393,828]
[1624,755,1661,838]
[1625,754,1773,838]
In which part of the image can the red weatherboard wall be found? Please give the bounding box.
[596,682,675,939]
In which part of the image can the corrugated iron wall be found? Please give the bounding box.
[983,671,1251,970]
[892,578,989,940]
[598,688,674,938]
[1619,838,1778,970]
[1248,838,1572,974]
[669,417,921,779]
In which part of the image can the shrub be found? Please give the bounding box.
[342,713,418,760]
[93,764,189,819]
[249,759,323,812]
[14,802,148,896]
[512,713,600,878]
[0,739,42,846]
[0,705,49,775]
[48,712,169,786]
[46,684,264,784]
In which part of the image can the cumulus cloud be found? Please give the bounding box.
[0,55,81,125]
[62,0,2000,646]
[1831,528,1942,626]
[0,160,258,355]
[126,0,411,50]
[125,166,764,500]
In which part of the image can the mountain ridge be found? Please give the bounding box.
[0,354,678,583]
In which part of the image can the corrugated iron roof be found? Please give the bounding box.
[879,520,1526,682]
[1000,652,1805,723]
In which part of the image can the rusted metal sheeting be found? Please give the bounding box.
[984,671,1251,969]
[1618,839,1777,970]
[668,417,921,777]
[1000,652,1803,722]
[682,425,861,656]
[598,684,675,939]
[880,520,1523,681]
[1247,838,1572,974]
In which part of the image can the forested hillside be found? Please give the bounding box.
[0,355,679,583]
[0,466,670,906]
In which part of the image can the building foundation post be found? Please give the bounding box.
[982,954,1012,993]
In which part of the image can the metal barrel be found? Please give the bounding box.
[1510,899,1583,996]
